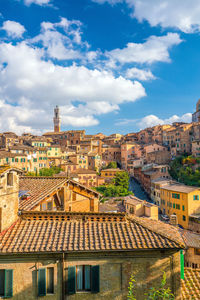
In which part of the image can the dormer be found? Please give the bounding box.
[0,166,23,232]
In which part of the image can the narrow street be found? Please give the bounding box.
[129,176,153,203]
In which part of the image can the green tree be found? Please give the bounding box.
[39,166,62,176]
[104,161,118,169]
[127,272,175,300]
[114,171,129,190]
[169,155,200,186]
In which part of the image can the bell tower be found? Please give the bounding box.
[53,105,61,132]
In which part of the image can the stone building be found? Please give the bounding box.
[192,99,200,122]
[0,165,186,300]
[160,184,200,229]
[124,195,158,220]
[181,230,200,269]
[19,176,100,213]
[0,210,184,300]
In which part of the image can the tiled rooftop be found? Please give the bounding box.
[162,184,200,193]
[19,176,101,211]
[0,212,184,253]
[19,177,68,210]
[181,230,200,249]
[181,268,200,299]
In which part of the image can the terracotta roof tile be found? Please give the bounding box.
[19,177,68,210]
[181,268,200,299]
[0,212,184,253]
[19,177,101,211]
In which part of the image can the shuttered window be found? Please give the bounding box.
[91,265,100,293]
[38,268,46,296]
[38,268,54,296]
[0,269,13,298]
[68,266,76,294]
[67,265,99,294]
[47,268,54,294]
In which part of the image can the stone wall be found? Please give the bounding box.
[0,250,181,300]
[0,170,19,232]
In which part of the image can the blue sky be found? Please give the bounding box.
[0,0,199,135]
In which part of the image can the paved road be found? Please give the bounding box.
[129,177,152,202]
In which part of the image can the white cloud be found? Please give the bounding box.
[138,113,192,129]
[30,18,86,60]
[92,0,200,33]
[116,113,192,129]
[2,20,26,38]
[106,33,182,65]
[126,67,155,81]
[0,41,145,133]
[24,0,51,6]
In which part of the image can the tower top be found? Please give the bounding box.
[53,106,61,132]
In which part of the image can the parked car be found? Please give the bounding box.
[161,214,169,221]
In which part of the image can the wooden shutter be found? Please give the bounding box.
[68,266,76,294]
[38,268,46,296]
[91,265,100,293]
[5,269,13,298]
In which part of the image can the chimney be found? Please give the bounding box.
[169,214,178,226]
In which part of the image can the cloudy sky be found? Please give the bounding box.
[0,0,199,134]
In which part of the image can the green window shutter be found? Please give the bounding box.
[180,250,184,280]
[68,266,76,294]
[91,265,100,293]
[5,269,13,298]
[38,268,46,296]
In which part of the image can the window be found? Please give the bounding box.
[7,173,13,186]
[182,215,186,221]
[38,268,54,296]
[173,203,175,208]
[67,265,100,295]
[47,268,54,294]
[47,201,52,211]
[193,195,199,200]
[0,269,13,297]
[77,265,91,291]
[172,193,180,199]
[42,203,47,211]
[182,205,185,211]
[176,204,180,210]
[195,249,200,255]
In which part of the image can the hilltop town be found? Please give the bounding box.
[0,102,199,299]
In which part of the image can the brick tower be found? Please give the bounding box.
[53,105,61,132]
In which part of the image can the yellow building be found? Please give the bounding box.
[160,184,200,229]
[47,145,62,157]
[101,168,123,178]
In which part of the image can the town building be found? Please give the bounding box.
[151,178,174,206]
[181,230,200,269]
[19,176,100,213]
[101,168,124,179]
[192,99,200,122]
[0,132,19,149]
[124,195,158,220]
[101,144,121,164]
[192,140,200,157]
[141,164,170,196]
[160,184,200,229]
[70,168,104,187]
[53,105,61,132]
[0,167,185,300]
